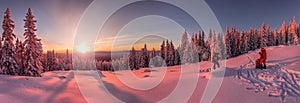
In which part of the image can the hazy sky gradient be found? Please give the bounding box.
[0,0,299,52]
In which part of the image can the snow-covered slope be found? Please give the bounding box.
[0,71,86,103]
[0,45,299,103]
[213,45,300,103]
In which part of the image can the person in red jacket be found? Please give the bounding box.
[259,48,267,69]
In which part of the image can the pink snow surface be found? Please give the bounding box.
[0,71,86,103]
[1,45,300,103]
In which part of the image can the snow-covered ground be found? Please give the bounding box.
[0,45,299,103]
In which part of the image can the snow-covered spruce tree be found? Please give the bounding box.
[210,30,221,62]
[197,31,202,46]
[297,22,300,44]
[1,8,19,75]
[168,41,175,66]
[201,31,205,47]
[181,31,189,49]
[165,40,170,65]
[160,40,165,60]
[199,31,207,61]
[179,31,190,64]
[63,49,72,70]
[266,24,275,46]
[15,39,25,74]
[121,54,129,70]
[149,48,156,67]
[178,31,188,54]
[195,31,203,61]
[149,48,156,59]
[112,54,129,70]
[192,33,198,46]
[230,27,239,57]
[44,50,58,71]
[225,25,232,58]
[239,31,248,54]
[190,41,198,63]
[281,21,287,45]
[140,44,149,68]
[203,40,211,61]
[274,28,280,46]
[218,33,226,59]
[111,59,120,71]
[260,22,268,48]
[255,29,262,49]
[288,16,298,45]
[129,47,137,70]
[247,28,255,51]
[210,30,217,60]
[182,41,191,64]
[0,37,2,69]
[23,8,44,77]
[174,49,180,65]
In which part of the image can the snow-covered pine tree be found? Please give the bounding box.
[178,31,189,64]
[121,54,129,70]
[62,49,72,70]
[149,48,156,59]
[174,49,180,65]
[111,59,120,71]
[297,21,300,44]
[15,39,25,74]
[192,33,198,46]
[190,40,198,63]
[141,44,149,68]
[160,41,165,60]
[23,8,44,77]
[1,8,19,75]
[199,31,206,61]
[148,48,156,67]
[255,29,262,49]
[247,28,256,51]
[201,31,205,47]
[182,41,191,64]
[197,31,202,47]
[0,37,2,69]
[261,22,268,47]
[168,41,175,66]
[195,32,201,62]
[203,40,211,61]
[288,16,298,45]
[273,28,280,46]
[210,30,219,62]
[266,24,275,46]
[225,25,232,58]
[231,27,240,57]
[281,21,287,45]
[129,47,137,70]
[44,50,59,71]
[165,40,170,65]
[191,33,195,45]
[239,31,248,54]
[181,31,188,48]
[218,33,226,59]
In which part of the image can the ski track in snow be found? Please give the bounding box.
[236,46,300,103]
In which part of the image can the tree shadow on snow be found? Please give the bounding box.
[211,68,238,78]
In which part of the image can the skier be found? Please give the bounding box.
[256,48,267,69]
[260,48,267,69]
[212,52,220,70]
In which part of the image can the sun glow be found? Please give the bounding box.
[75,43,90,53]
